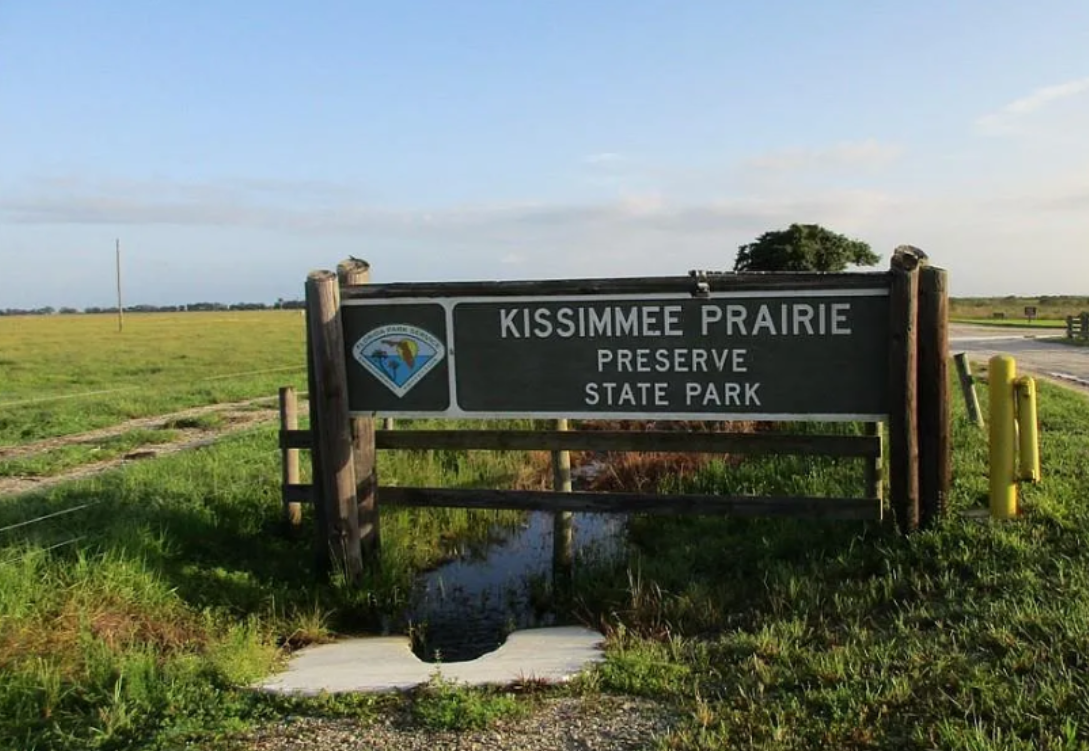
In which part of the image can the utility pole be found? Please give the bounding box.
[116,239,124,333]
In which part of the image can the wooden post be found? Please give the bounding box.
[1081,313,1089,340]
[305,270,363,582]
[336,258,380,559]
[887,247,922,533]
[954,353,984,428]
[1068,316,1075,340]
[115,239,124,333]
[279,386,303,530]
[552,418,574,591]
[864,422,883,505]
[918,265,951,529]
[305,308,327,570]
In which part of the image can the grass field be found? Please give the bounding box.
[948,317,1068,329]
[950,296,1087,325]
[0,312,308,446]
[2,369,1089,748]
[4,308,1089,749]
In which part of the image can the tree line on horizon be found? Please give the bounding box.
[0,298,307,317]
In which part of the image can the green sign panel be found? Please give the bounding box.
[342,291,891,421]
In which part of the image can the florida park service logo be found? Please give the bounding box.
[352,325,445,398]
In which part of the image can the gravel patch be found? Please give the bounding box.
[237,695,676,751]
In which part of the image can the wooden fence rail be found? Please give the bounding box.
[278,409,886,520]
[283,249,949,582]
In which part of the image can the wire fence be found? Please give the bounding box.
[0,498,104,565]
[0,364,306,409]
[0,535,87,567]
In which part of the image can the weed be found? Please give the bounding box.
[412,674,525,731]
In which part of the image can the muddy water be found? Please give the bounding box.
[400,510,626,663]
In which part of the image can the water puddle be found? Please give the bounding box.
[400,510,626,662]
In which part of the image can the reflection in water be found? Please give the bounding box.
[401,511,625,663]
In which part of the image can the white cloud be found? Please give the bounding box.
[975,77,1089,135]
[743,139,903,173]
[5,148,1089,301]
[0,175,895,238]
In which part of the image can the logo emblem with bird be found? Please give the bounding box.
[352,324,446,398]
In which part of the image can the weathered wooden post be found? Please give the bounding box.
[888,247,922,533]
[864,422,883,505]
[305,270,364,582]
[918,264,951,528]
[954,353,984,429]
[305,305,327,569]
[552,418,574,586]
[1068,316,1075,340]
[279,386,303,530]
[336,259,380,560]
[1081,312,1089,340]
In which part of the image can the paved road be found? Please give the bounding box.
[949,324,1089,390]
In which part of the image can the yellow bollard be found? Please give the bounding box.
[989,356,1018,519]
[1015,377,1041,484]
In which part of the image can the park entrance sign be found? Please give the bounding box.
[287,251,950,583]
[342,288,890,420]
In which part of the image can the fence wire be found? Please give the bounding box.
[0,536,87,566]
[0,501,103,535]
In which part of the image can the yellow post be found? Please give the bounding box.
[1015,377,1041,484]
[989,356,1018,519]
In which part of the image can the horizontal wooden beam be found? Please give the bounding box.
[375,429,880,457]
[341,272,892,300]
[286,428,880,457]
[379,487,880,519]
[283,483,314,504]
[280,429,313,450]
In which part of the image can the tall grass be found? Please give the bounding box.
[0,425,531,749]
[571,383,1089,749]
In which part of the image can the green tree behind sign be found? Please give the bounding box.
[733,223,880,272]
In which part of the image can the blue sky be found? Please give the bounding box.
[2,1,1088,308]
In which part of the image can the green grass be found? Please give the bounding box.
[0,424,536,749]
[568,382,1089,749]
[3,380,1089,749]
[949,317,1068,329]
[0,428,180,477]
[412,675,526,731]
[951,296,1088,322]
[0,312,308,447]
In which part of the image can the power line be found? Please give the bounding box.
[116,238,124,333]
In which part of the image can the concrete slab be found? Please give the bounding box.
[254,626,606,695]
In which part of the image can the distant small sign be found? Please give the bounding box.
[1024,306,1038,320]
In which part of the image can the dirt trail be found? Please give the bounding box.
[0,397,301,497]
